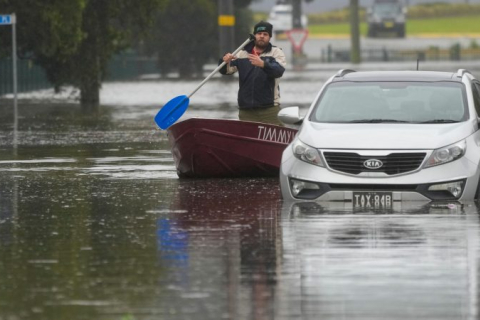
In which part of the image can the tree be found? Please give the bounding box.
[148,0,217,78]
[0,0,84,63]
[146,0,254,79]
[0,0,165,112]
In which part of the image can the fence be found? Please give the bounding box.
[0,52,158,96]
[105,52,157,81]
[0,58,50,96]
[321,45,480,63]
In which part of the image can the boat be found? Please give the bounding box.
[166,118,298,178]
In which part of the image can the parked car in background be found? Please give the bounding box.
[279,69,480,207]
[268,2,308,35]
[367,0,407,38]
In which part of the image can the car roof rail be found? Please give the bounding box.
[335,69,356,78]
[456,69,472,78]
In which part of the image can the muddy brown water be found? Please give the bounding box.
[0,100,479,320]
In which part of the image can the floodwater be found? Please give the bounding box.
[1,69,480,320]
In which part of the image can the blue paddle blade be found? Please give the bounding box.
[154,95,190,130]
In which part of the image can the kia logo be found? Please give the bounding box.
[364,159,383,169]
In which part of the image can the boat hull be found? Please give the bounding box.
[167,118,298,178]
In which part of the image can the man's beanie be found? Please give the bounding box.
[253,21,273,37]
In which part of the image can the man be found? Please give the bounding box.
[219,21,286,126]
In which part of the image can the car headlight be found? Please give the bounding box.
[292,139,324,167]
[424,140,466,168]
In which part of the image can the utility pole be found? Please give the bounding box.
[350,0,361,64]
[292,0,302,29]
[290,0,308,69]
[218,0,235,56]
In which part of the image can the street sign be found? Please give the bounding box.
[286,28,308,53]
[0,15,14,25]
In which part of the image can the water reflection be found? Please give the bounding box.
[155,178,283,320]
[280,201,480,320]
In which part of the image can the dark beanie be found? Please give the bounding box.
[253,21,273,37]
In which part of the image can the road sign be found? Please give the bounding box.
[286,28,308,53]
[0,15,14,25]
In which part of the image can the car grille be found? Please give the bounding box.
[323,152,426,175]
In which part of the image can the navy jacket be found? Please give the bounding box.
[219,41,286,109]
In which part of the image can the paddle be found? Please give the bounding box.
[154,34,255,130]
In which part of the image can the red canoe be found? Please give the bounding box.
[166,118,298,178]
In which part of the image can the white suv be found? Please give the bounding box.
[279,69,480,207]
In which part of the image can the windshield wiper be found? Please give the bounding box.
[348,119,409,123]
[420,119,460,123]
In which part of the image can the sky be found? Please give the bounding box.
[250,0,480,13]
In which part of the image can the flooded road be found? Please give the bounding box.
[1,73,480,320]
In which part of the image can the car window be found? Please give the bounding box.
[373,3,402,15]
[472,82,480,117]
[311,81,467,123]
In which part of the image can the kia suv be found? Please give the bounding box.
[279,69,480,207]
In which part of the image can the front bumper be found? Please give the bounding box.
[284,179,467,201]
[369,21,404,32]
[280,149,480,202]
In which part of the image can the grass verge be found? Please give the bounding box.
[308,15,480,36]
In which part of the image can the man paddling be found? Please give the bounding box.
[219,21,287,126]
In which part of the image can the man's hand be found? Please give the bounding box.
[248,54,265,68]
[223,53,235,63]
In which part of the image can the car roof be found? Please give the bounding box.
[332,70,462,83]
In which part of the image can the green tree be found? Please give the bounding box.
[234,0,255,47]
[149,0,217,78]
[0,0,84,65]
[146,0,254,79]
[0,0,165,112]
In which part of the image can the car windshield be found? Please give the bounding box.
[310,81,467,124]
[373,3,402,15]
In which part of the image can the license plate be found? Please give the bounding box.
[384,22,394,28]
[353,191,393,209]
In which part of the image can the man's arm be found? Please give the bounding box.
[219,53,238,75]
[261,51,286,78]
[251,47,286,78]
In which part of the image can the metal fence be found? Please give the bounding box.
[0,58,50,96]
[0,53,158,96]
[105,53,157,81]
[321,45,480,63]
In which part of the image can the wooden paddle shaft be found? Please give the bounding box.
[188,36,254,98]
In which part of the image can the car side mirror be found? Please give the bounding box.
[278,106,304,125]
